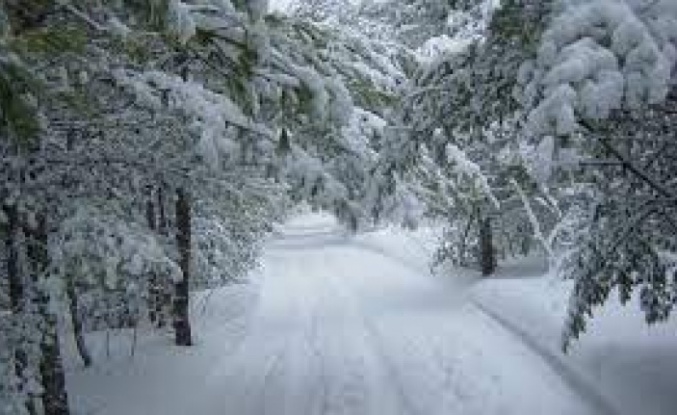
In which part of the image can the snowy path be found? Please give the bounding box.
[67,212,609,415]
[186,213,597,415]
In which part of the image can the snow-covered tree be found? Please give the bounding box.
[0,1,284,411]
[264,6,415,229]
[375,0,555,274]
[8,0,675,410]
[400,0,677,344]
[1,0,419,411]
[510,0,677,349]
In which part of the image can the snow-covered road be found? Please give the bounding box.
[190,213,596,415]
[68,212,615,415]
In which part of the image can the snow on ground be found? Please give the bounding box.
[64,278,260,415]
[66,211,676,415]
[472,265,677,415]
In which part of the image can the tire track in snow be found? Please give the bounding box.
[259,255,326,415]
[354,312,422,415]
[321,261,421,415]
[194,255,309,415]
[308,304,330,415]
[307,254,379,415]
[472,301,619,415]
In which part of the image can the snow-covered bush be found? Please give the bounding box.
[53,205,180,329]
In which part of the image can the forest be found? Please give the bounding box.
[1,0,676,414]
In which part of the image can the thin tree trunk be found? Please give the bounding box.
[26,214,70,415]
[521,235,530,256]
[130,319,139,358]
[145,189,159,324]
[479,214,496,276]
[66,279,91,367]
[156,185,170,327]
[173,188,192,346]
[458,211,475,267]
[105,329,111,359]
[5,204,21,310]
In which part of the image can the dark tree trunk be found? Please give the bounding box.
[145,190,159,324]
[3,204,35,414]
[155,185,170,327]
[458,211,475,267]
[173,188,193,346]
[479,214,496,276]
[38,316,70,415]
[26,215,70,415]
[5,204,21,309]
[521,235,530,256]
[66,279,91,367]
[158,186,167,233]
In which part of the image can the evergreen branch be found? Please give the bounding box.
[579,119,675,200]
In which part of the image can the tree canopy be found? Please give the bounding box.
[1,0,676,413]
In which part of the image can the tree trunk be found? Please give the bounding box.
[521,235,530,256]
[155,185,170,327]
[26,214,70,415]
[5,204,21,310]
[66,279,91,367]
[458,212,475,267]
[145,190,159,324]
[479,214,496,276]
[3,204,36,414]
[173,188,193,346]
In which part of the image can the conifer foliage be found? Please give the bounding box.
[1,1,677,413]
[382,0,677,349]
[0,1,394,413]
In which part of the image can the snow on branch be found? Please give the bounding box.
[114,69,273,170]
[443,133,500,209]
[519,0,677,138]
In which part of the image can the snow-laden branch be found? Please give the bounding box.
[510,178,553,258]
[445,141,500,209]
[520,0,677,138]
[579,118,675,200]
[59,1,107,32]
